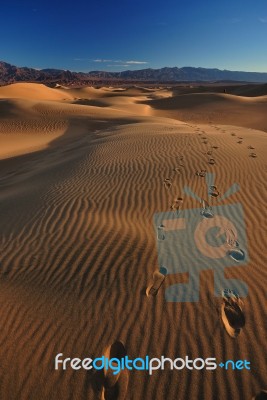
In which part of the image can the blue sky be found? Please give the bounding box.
[1,0,267,72]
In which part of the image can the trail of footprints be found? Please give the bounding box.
[98,124,260,399]
[93,123,260,398]
[232,132,257,157]
[145,124,251,342]
[215,125,258,158]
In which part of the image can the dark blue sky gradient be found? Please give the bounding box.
[1,0,267,72]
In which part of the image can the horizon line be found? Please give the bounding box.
[1,60,267,75]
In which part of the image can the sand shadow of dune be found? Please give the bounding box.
[73,99,110,107]
[0,99,23,118]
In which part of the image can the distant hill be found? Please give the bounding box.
[1,61,267,84]
[0,61,75,84]
[116,66,267,83]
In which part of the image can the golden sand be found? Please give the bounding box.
[0,83,266,399]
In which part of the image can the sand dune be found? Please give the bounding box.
[0,83,266,399]
[0,93,147,159]
[231,83,267,97]
[0,83,74,101]
[145,92,267,131]
[72,86,267,125]
[0,99,69,159]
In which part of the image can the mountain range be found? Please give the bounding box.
[1,61,267,84]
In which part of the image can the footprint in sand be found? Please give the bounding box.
[176,155,184,165]
[248,145,255,150]
[175,196,183,207]
[209,185,220,197]
[196,169,207,177]
[212,145,219,149]
[249,152,257,158]
[208,158,216,165]
[164,178,172,189]
[225,228,246,262]
[237,140,243,144]
[99,341,129,400]
[171,197,183,213]
[231,133,236,136]
[200,199,214,218]
[221,289,245,338]
[146,267,168,297]
[157,224,165,241]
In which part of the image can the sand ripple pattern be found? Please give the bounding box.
[0,112,266,398]
[0,119,68,134]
